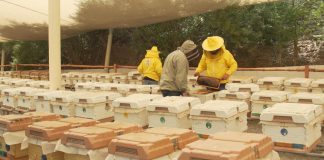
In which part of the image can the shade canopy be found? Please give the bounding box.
[0,0,278,41]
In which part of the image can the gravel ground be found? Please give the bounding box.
[247,119,324,160]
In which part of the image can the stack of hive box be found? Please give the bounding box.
[113,94,162,127]
[0,115,32,160]
[178,132,280,160]
[311,79,324,93]
[15,87,47,113]
[257,77,286,91]
[260,103,323,153]
[72,91,122,122]
[0,113,59,160]
[25,117,97,160]
[34,91,65,113]
[107,127,198,160]
[284,78,313,93]
[57,122,143,160]
[127,71,143,84]
[250,91,291,118]
[147,96,200,128]
[190,100,249,137]
[217,90,251,116]
[112,74,128,84]
[1,87,21,115]
[0,84,11,114]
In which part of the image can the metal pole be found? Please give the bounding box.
[48,0,62,90]
[1,49,4,72]
[104,28,113,72]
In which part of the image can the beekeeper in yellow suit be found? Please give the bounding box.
[137,46,162,85]
[194,36,238,90]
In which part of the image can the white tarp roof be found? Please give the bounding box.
[0,0,278,41]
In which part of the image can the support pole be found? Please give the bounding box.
[1,49,4,72]
[104,28,113,72]
[48,0,62,90]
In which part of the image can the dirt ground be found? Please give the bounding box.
[247,120,324,160]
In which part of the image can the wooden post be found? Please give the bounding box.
[304,65,309,78]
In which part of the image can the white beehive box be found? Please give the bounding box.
[149,85,160,94]
[10,79,31,87]
[190,100,248,135]
[251,91,290,118]
[284,78,312,93]
[25,81,40,87]
[112,74,128,84]
[260,103,323,151]
[0,78,19,85]
[50,91,85,117]
[34,91,66,113]
[113,94,162,127]
[147,96,200,128]
[73,91,122,120]
[288,93,324,109]
[225,83,260,92]
[16,87,47,112]
[0,85,11,104]
[217,90,251,112]
[62,73,73,86]
[2,87,20,108]
[75,82,98,91]
[229,76,255,84]
[117,84,151,96]
[187,76,205,92]
[311,79,324,93]
[257,77,286,91]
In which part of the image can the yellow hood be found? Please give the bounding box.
[145,50,160,58]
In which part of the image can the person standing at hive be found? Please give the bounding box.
[194,36,238,90]
[138,46,162,85]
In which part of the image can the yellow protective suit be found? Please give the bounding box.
[195,46,238,84]
[137,50,162,81]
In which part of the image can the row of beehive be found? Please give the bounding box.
[0,71,49,81]
[0,112,279,160]
[62,71,143,87]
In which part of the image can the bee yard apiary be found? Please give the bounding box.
[113,94,162,127]
[251,91,290,118]
[190,100,249,135]
[73,91,121,121]
[260,103,323,153]
[147,96,200,128]
[284,78,312,93]
[257,77,286,91]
